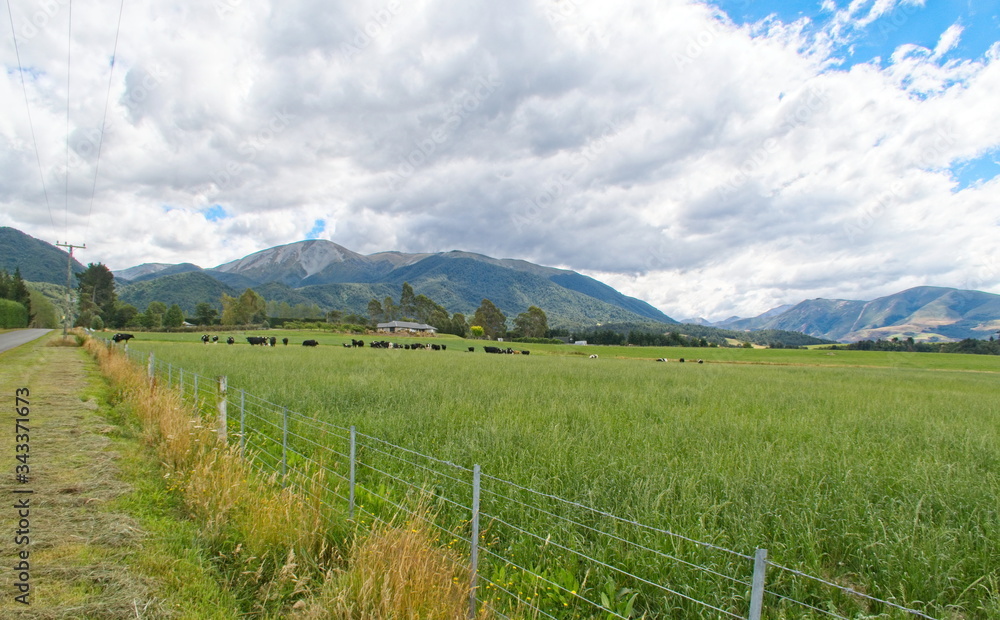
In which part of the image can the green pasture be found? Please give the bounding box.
[110,330,1000,618]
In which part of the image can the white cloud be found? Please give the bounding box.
[1,0,998,322]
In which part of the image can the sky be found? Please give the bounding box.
[1,0,999,321]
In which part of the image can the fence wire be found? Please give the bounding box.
[107,339,943,620]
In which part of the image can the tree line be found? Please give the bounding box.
[366,283,550,339]
[829,337,1000,356]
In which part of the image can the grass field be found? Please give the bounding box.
[111,330,1000,618]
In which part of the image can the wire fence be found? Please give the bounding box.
[111,339,940,619]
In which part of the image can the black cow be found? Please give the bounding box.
[302,339,319,347]
[521,350,530,355]
[484,346,501,354]
[269,336,277,347]
[227,336,235,345]
[351,339,364,348]
[431,344,441,351]
[468,347,475,352]
[282,338,289,346]
[247,336,268,346]
[112,333,134,343]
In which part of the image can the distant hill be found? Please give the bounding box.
[117,271,238,315]
[116,238,678,328]
[0,227,85,285]
[726,287,1000,342]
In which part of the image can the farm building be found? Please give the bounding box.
[376,321,438,334]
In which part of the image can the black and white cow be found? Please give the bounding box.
[112,333,134,343]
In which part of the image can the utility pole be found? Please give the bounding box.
[55,241,85,338]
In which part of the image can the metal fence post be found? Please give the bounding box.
[217,376,227,445]
[349,425,357,520]
[749,548,767,620]
[239,390,246,458]
[282,406,288,482]
[469,464,481,619]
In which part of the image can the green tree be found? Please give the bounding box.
[164,304,185,328]
[399,282,416,318]
[28,289,58,328]
[447,313,468,337]
[74,263,116,326]
[141,301,167,329]
[383,296,397,322]
[367,298,384,324]
[221,289,266,325]
[111,303,140,329]
[472,298,507,340]
[194,302,218,326]
[514,306,548,338]
[90,315,104,331]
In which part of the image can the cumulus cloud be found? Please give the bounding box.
[1,0,998,321]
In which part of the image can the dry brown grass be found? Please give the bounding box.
[85,338,491,617]
[296,515,481,620]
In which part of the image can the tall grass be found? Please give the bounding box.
[85,339,480,617]
[117,334,1000,618]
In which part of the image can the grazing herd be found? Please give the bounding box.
[109,332,705,365]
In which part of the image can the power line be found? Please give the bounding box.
[55,241,84,337]
[84,0,126,245]
[4,0,55,227]
[64,0,73,236]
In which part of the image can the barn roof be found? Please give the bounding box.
[377,321,437,331]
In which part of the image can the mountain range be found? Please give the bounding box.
[110,238,678,328]
[688,287,1000,342]
[4,226,998,342]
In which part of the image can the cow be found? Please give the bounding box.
[521,350,529,356]
[351,339,365,348]
[112,333,134,343]
[589,354,599,359]
[678,358,685,363]
[212,335,219,343]
[226,336,235,345]
[468,347,475,352]
[697,359,704,364]
[655,358,668,362]
[282,338,289,346]
[431,344,441,351]
[484,346,501,354]
[247,336,268,346]
[201,334,211,344]
[269,336,277,347]
[302,339,319,347]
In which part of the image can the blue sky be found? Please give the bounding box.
[2,0,999,320]
[715,0,1000,68]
